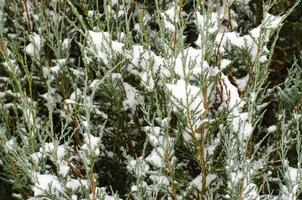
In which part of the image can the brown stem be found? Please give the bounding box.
[216,32,225,69]
[68,161,85,179]
[127,0,136,19]
[172,0,184,54]
[227,6,233,31]
[172,31,177,53]
[199,138,207,200]
[165,149,177,200]
[239,179,244,200]
[90,168,96,200]
[59,73,82,148]
[178,0,183,16]
[162,0,166,10]
[22,0,32,31]
[199,84,209,200]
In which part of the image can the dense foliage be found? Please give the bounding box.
[0,0,301,199]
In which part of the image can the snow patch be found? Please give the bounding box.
[33,174,63,197]
[166,79,205,113]
[26,33,42,57]
[123,82,143,113]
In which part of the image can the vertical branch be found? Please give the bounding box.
[127,0,136,19]
[187,82,209,200]
[172,32,177,53]
[227,5,233,31]
[172,0,184,53]
[178,0,183,16]
[131,0,136,10]
[21,0,33,31]
[59,73,82,148]
[162,0,166,10]
[239,179,244,200]
[199,84,208,200]
[165,149,177,200]
[90,162,96,200]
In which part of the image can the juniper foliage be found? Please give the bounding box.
[0,0,301,200]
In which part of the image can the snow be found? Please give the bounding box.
[146,148,164,168]
[71,195,78,200]
[231,112,253,141]
[88,31,124,53]
[111,73,123,80]
[70,68,85,76]
[129,45,144,66]
[24,107,35,127]
[206,136,221,156]
[128,45,166,76]
[88,31,108,49]
[65,99,76,104]
[235,75,249,92]
[98,188,121,200]
[190,174,217,189]
[182,131,193,142]
[81,120,89,129]
[66,178,84,191]
[220,59,232,70]
[173,47,209,79]
[263,12,283,29]
[56,145,66,161]
[267,125,276,133]
[33,174,63,197]
[215,32,242,51]
[58,161,70,176]
[42,67,50,78]
[44,142,55,153]
[4,137,15,153]
[259,55,268,63]
[81,134,101,156]
[123,82,142,113]
[31,143,67,172]
[141,71,155,91]
[195,12,219,34]
[166,79,205,113]
[89,79,101,88]
[220,74,243,110]
[230,171,244,184]
[127,158,149,177]
[144,126,162,147]
[143,125,175,169]
[70,88,82,101]
[88,10,94,17]
[62,38,70,49]
[285,166,302,185]
[95,109,108,119]
[51,59,66,74]
[26,33,42,57]
[216,12,282,61]
[149,175,169,185]
[87,31,124,64]
[161,5,180,32]
[31,152,42,165]
[41,59,66,80]
[111,0,118,6]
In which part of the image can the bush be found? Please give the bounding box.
[0,0,301,199]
